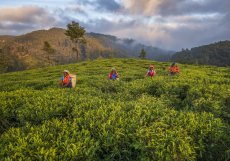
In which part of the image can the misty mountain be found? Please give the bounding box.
[88,32,174,60]
[0,28,173,73]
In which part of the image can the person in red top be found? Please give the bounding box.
[108,68,119,80]
[60,70,72,88]
[145,65,156,78]
[169,62,179,75]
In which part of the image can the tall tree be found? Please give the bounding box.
[65,21,86,60]
[139,48,147,59]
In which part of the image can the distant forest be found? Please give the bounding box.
[171,41,230,67]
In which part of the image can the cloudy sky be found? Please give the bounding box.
[0,0,229,50]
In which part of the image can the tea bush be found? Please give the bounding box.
[0,58,229,160]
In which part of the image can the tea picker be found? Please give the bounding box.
[108,68,120,81]
[145,65,156,78]
[60,70,76,88]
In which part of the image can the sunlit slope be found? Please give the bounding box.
[0,58,230,160]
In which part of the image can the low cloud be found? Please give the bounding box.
[84,18,136,33]
[0,6,56,35]
[0,6,55,24]
[0,22,37,35]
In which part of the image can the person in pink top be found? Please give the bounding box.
[145,65,156,78]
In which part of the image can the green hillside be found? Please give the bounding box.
[0,28,172,73]
[0,28,118,73]
[171,41,230,67]
[0,58,230,160]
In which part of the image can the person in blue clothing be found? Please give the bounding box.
[60,70,72,88]
[108,68,119,80]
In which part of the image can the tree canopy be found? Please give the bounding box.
[171,41,230,66]
[65,21,86,44]
[139,48,147,59]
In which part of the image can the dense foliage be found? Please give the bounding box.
[65,21,86,61]
[0,58,230,160]
[172,41,230,67]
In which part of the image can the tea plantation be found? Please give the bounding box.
[0,58,230,160]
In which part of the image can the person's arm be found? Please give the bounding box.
[60,80,63,87]
[145,70,149,77]
[169,67,171,72]
[60,76,64,87]
[116,72,119,78]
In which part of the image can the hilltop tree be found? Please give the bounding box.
[65,21,86,60]
[139,48,147,59]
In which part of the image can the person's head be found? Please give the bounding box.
[149,65,154,70]
[63,70,70,76]
[171,62,176,67]
[111,68,116,74]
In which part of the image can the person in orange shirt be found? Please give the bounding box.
[169,62,179,75]
[60,70,72,88]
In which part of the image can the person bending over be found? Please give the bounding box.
[169,62,179,75]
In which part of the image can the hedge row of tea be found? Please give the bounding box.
[0,59,230,160]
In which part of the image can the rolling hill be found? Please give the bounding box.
[171,41,230,67]
[0,58,230,160]
[0,28,173,73]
